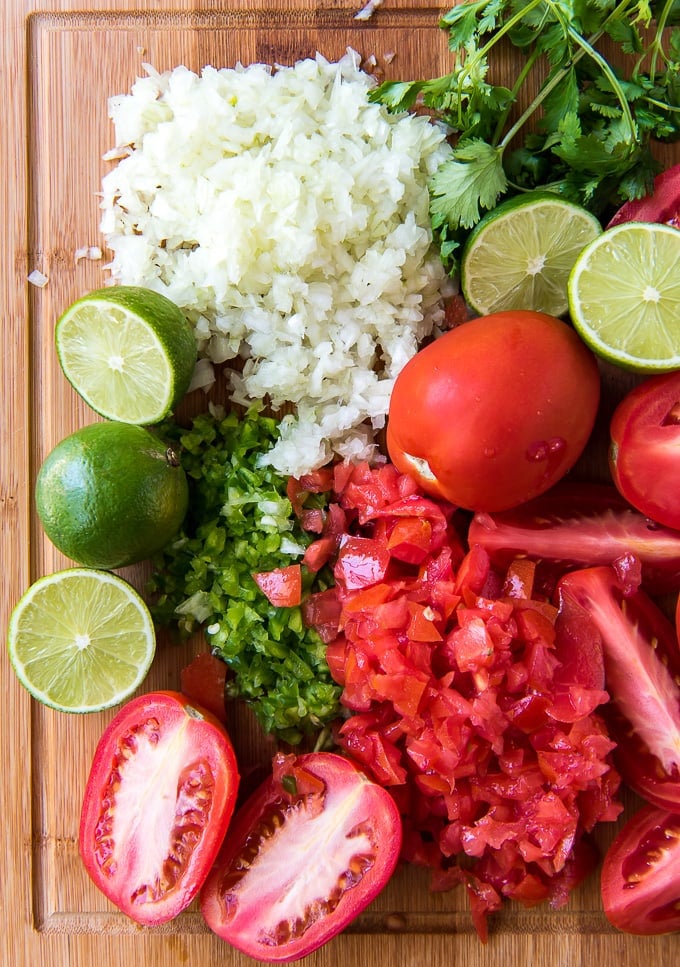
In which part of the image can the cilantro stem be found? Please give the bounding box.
[649,0,675,78]
[491,46,542,147]
[498,0,640,153]
[565,23,638,144]
[497,61,568,152]
[455,0,545,130]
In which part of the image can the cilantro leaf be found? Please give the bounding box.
[369,80,424,113]
[430,140,508,230]
[373,1,680,270]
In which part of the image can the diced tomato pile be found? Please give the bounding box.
[295,462,624,940]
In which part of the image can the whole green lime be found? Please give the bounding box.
[35,422,189,569]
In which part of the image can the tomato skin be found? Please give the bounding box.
[181,652,228,725]
[200,751,401,962]
[607,163,680,229]
[601,804,680,935]
[387,311,600,512]
[79,691,239,926]
[468,481,680,595]
[556,567,680,811]
[610,371,680,530]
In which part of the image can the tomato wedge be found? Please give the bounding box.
[468,482,680,595]
[200,751,401,962]
[607,163,680,229]
[610,371,680,531]
[79,691,239,925]
[556,567,680,811]
[601,804,680,935]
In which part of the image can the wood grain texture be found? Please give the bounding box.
[2,2,679,965]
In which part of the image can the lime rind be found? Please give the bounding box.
[55,286,197,425]
[7,568,156,713]
[568,222,680,372]
[461,192,602,317]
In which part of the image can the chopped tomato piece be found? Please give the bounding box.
[302,536,336,572]
[333,536,391,590]
[181,652,228,726]
[301,588,342,643]
[387,516,434,564]
[252,564,302,607]
[302,462,622,940]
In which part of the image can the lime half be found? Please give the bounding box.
[55,286,197,424]
[461,192,602,316]
[7,568,156,713]
[568,222,680,372]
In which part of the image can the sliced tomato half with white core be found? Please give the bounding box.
[200,751,402,962]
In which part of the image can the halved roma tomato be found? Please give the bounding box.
[468,482,680,594]
[200,751,401,962]
[79,691,239,925]
[386,311,600,512]
[601,804,680,935]
[557,567,680,811]
[610,371,680,530]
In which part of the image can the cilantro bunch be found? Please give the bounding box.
[148,405,341,746]
[374,0,680,271]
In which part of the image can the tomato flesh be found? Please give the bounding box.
[79,691,239,925]
[300,462,622,939]
[610,371,680,530]
[253,564,302,607]
[200,751,401,962]
[601,804,680,935]
[386,310,600,512]
[468,481,680,595]
[557,567,680,811]
[607,163,680,229]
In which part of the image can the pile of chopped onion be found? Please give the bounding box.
[100,50,452,475]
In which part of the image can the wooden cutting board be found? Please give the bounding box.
[2,1,679,965]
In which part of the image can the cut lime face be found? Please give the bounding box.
[7,568,156,713]
[568,222,680,372]
[461,192,603,316]
[55,285,197,424]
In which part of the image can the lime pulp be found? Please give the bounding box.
[7,568,156,713]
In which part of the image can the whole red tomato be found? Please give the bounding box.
[79,691,239,926]
[387,310,600,511]
[610,371,680,530]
